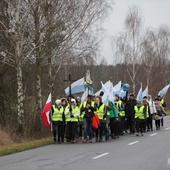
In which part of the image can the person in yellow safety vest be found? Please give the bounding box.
[81,94,96,143]
[158,95,166,127]
[64,97,72,142]
[94,96,107,142]
[61,98,69,143]
[76,97,83,140]
[114,94,123,137]
[66,98,80,143]
[142,96,151,132]
[134,100,148,136]
[51,99,64,144]
[120,98,128,135]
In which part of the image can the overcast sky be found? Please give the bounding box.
[100,0,170,64]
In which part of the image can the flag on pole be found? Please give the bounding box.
[158,84,170,98]
[65,77,86,96]
[41,93,52,128]
[142,86,148,97]
[136,83,143,102]
[95,80,111,96]
[101,80,114,104]
[81,87,89,102]
[108,82,114,103]
[101,81,109,104]
[113,81,122,96]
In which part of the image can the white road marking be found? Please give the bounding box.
[168,158,170,165]
[165,127,170,130]
[92,153,109,160]
[150,133,157,136]
[128,141,139,146]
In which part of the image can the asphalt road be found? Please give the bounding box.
[1,116,170,170]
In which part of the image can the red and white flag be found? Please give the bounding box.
[41,93,52,128]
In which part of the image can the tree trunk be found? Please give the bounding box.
[16,65,24,132]
[36,72,42,113]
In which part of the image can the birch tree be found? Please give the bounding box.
[142,26,170,88]
[142,29,157,86]
[114,6,144,93]
[154,26,170,85]
[0,0,36,132]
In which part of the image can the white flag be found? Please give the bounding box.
[113,81,122,96]
[142,86,148,97]
[158,84,170,97]
[136,83,143,102]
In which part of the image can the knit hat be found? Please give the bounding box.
[137,100,142,104]
[99,91,104,96]
[129,93,135,97]
[76,96,81,100]
[71,98,76,104]
[55,99,61,105]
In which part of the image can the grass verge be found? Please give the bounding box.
[166,110,170,115]
[0,137,52,157]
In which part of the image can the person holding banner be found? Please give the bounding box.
[157,84,169,126]
[154,98,166,130]
[157,95,166,127]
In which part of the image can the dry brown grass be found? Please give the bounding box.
[0,130,14,146]
[0,129,52,156]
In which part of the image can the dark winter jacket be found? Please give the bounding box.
[126,99,137,117]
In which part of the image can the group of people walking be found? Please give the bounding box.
[50,93,166,144]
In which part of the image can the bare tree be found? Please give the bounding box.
[142,26,170,89]
[113,6,145,93]
[154,26,170,85]
[29,0,112,101]
[0,0,38,131]
[0,0,113,132]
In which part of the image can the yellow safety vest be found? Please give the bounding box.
[70,106,79,122]
[65,105,71,122]
[80,101,95,121]
[52,105,63,121]
[134,106,146,120]
[115,100,125,117]
[95,104,105,120]
[146,106,149,118]
[161,99,166,107]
